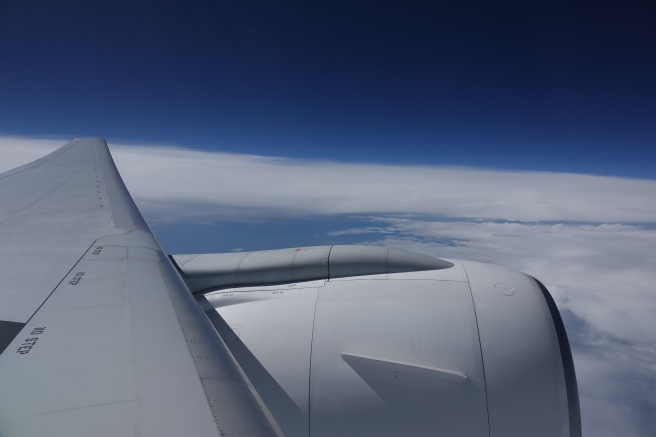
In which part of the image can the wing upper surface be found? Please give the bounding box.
[0,139,275,436]
[0,140,121,325]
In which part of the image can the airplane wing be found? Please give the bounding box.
[0,139,278,436]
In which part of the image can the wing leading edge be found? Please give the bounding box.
[0,139,277,436]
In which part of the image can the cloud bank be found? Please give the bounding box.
[3,138,656,223]
[111,145,656,223]
[2,137,655,436]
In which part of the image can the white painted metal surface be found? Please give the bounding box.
[0,140,276,437]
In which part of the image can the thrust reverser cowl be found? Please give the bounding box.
[462,261,581,437]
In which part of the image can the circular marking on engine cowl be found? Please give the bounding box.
[494,283,516,296]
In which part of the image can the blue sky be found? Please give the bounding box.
[2,1,656,435]
[1,0,655,177]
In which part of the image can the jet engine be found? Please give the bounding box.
[171,245,580,437]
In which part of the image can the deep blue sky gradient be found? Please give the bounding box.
[1,0,655,177]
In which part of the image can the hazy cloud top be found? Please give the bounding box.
[111,145,656,223]
[3,138,655,223]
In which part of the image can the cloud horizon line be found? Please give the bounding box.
[3,136,656,224]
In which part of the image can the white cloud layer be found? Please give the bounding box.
[3,138,656,223]
[113,145,656,223]
[2,137,655,436]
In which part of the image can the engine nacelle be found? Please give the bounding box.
[175,248,580,437]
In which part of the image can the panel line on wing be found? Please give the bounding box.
[18,241,98,325]
[0,152,96,227]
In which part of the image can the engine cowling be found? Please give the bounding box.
[173,247,580,437]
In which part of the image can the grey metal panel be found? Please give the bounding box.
[178,252,246,289]
[238,248,301,284]
[174,245,452,293]
[385,246,455,273]
[328,245,453,277]
[462,260,572,437]
[173,246,331,293]
[327,245,389,277]
[0,140,276,437]
[293,245,333,279]
[331,258,469,282]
